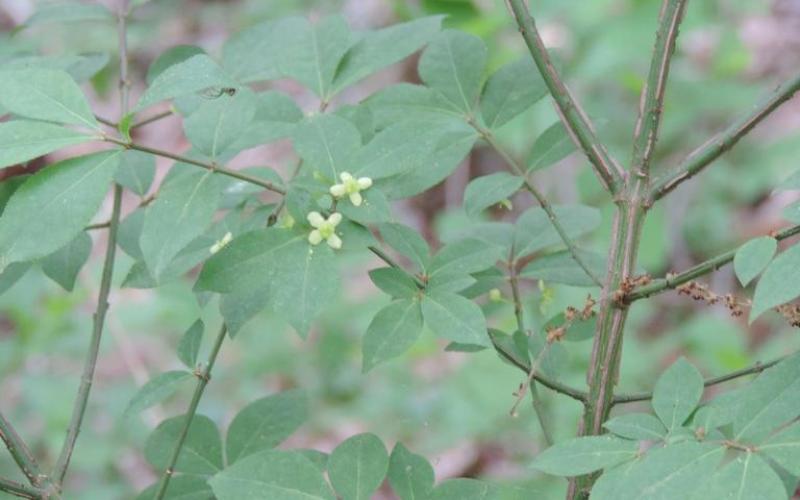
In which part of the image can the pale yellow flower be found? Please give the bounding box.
[209,232,233,254]
[329,172,373,207]
[307,211,343,249]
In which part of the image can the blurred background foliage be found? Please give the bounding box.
[1,0,799,498]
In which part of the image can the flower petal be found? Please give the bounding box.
[330,184,346,197]
[349,192,363,206]
[340,171,353,182]
[308,229,323,245]
[327,233,342,250]
[307,211,325,228]
[328,212,342,226]
[357,177,373,189]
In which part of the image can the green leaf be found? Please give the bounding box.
[591,442,724,500]
[219,281,271,336]
[140,167,222,280]
[222,19,295,83]
[227,91,304,150]
[387,443,434,500]
[0,68,98,128]
[209,450,335,500]
[183,88,258,160]
[333,16,443,93]
[328,433,389,500]
[24,2,112,26]
[526,122,576,171]
[692,452,785,500]
[604,413,667,441]
[136,476,214,500]
[354,120,442,180]
[0,262,30,296]
[430,479,500,500]
[421,291,490,347]
[177,320,204,369]
[514,205,601,258]
[0,120,93,169]
[40,231,91,291]
[429,238,501,278]
[279,16,352,99]
[378,223,430,271]
[733,353,800,442]
[145,414,223,475]
[147,45,206,84]
[520,249,606,287]
[750,244,800,321]
[367,83,462,128]
[0,151,119,269]
[380,119,477,199]
[531,435,639,476]
[760,420,800,475]
[293,114,361,181]
[481,57,547,129]
[136,54,234,111]
[226,389,309,464]
[463,173,523,218]
[115,150,155,196]
[197,229,339,337]
[652,357,704,430]
[368,268,418,299]
[362,299,424,372]
[124,370,193,418]
[734,236,777,287]
[418,30,486,113]
[778,167,800,190]
[3,53,109,84]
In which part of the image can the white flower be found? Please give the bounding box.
[209,232,233,254]
[329,172,373,207]
[307,211,343,249]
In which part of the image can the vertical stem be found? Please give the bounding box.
[0,412,41,486]
[569,200,647,499]
[153,325,228,500]
[52,0,129,486]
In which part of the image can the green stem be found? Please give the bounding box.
[131,109,173,130]
[631,0,687,174]
[491,336,588,403]
[368,246,425,289]
[102,137,286,195]
[507,0,625,194]
[650,70,800,200]
[476,124,602,286]
[0,477,43,499]
[0,412,41,486]
[626,224,800,303]
[53,2,130,486]
[612,356,786,405]
[153,325,228,500]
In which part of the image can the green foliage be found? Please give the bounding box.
[3,3,800,499]
[328,433,389,500]
[0,151,119,269]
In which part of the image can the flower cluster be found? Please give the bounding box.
[304,172,373,251]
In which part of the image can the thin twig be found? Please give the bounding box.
[368,246,425,289]
[625,224,800,303]
[507,246,552,445]
[102,136,286,195]
[153,325,228,499]
[0,477,43,499]
[491,336,587,402]
[631,0,687,175]
[85,221,111,231]
[130,109,173,130]
[0,412,41,486]
[650,70,800,200]
[95,115,117,129]
[475,123,603,286]
[506,0,625,194]
[52,1,130,485]
[612,356,786,405]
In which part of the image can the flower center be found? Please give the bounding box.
[319,222,336,239]
[344,176,361,194]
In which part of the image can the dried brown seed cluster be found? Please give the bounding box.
[776,303,800,327]
[675,281,747,317]
[614,274,652,304]
[546,295,597,343]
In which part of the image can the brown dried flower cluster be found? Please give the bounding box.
[546,295,597,343]
[613,274,653,304]
[675,281,747,317]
